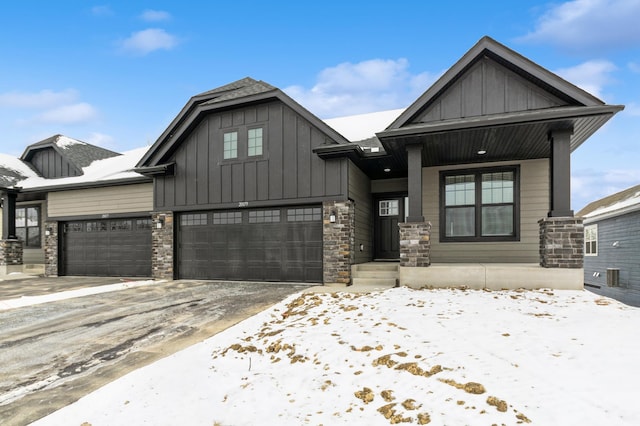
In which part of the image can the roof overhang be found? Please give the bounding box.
[376,105,623,168]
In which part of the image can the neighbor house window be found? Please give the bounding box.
[441,167,518,241]
[585,224,597,256]
[248,127,263,156]
[15,205,41,248]
[223,131,238,159]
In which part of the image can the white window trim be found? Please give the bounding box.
[585,224,598,256]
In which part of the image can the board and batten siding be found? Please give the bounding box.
[584,211,640,306]
[423,158,549,263]
[30,148,81,179]
[348,161,373,264]
[47,183,153,218]
[154,101,348,211]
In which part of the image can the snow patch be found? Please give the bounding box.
[33,287,640,425]
[54,135,86,148]
[324,108,405,141]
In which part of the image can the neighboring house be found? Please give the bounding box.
[0,36,624,289]
[578,185,640,306]
[0,135,153,276]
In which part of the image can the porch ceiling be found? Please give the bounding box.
[376,105,621,170]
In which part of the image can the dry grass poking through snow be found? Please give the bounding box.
[211,289,541,424]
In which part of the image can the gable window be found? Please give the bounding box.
[223,131,238,159]
[585,224,597,256]
[441,167,518,242]
[248,127,263,156]
[15,205,41,248]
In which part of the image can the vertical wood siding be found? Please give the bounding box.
[47,183,153,217]
[348,161,373,264]
[415,57,567,124]
[584,212,640,304]
[155,100,347,210]
[424,159,549,263]
[30,149,81,178]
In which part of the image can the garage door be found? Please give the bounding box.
[62,218,152,277]
[177,207,323,282]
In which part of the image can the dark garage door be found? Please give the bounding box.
[177,207,322,282]
[62,218,152,277]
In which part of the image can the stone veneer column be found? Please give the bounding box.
[152,211,174,280]
[399,221,431,267]
[44,221,58,276]
[0,239,23,274]
[322,200,354,285]
[539,217,583,268]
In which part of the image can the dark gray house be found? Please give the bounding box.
[1,36,624,289]
[578,185,640,306]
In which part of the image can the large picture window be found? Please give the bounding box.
[441,167,518,242]
[15,205,41,248]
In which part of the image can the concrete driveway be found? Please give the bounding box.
[0,277,309,425]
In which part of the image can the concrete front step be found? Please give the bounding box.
[352,270,398,279]
[351,277,398,287]
[352,262,399,272]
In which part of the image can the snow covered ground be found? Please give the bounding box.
[33,287,639,425]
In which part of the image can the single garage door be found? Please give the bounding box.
[177,206,322,282]
[62,218,152,277]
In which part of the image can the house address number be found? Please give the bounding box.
[238,201,249,207]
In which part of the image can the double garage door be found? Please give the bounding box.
[62,218,152,277]
[177,206,323,282]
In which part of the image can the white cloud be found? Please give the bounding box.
[284,58,438,118]
[573,168,640,209]
[554,60,617,99]
[624,102,640,116]
[0,89,78,109]
[35,103,98,124]
[629,62,640,73]
[140,9,171,22]
[85,132,115,148]
[120,28,179,55]
[520,0,640,50]
[91,5,113,17]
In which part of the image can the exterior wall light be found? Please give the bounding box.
[383,168,391,173]
[329,211,336,223]
[477,150,487,155]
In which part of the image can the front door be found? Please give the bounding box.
[374,196,405,259]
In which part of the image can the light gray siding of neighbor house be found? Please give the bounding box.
[424,158,549,263]
[153,100,348,211]
[348,160,372,264]
[583,211,640,306]
[47,183,153,218]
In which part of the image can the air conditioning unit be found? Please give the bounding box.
[606,268,620,287]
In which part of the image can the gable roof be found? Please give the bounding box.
[379,36,623,155]
[21,134,120,176]
[137,77,350,168]
[578,184,640,221]
[17,146,151,192]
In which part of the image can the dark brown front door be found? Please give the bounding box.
[374,196,405,259]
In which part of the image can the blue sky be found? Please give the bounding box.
[0,0,639,210]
